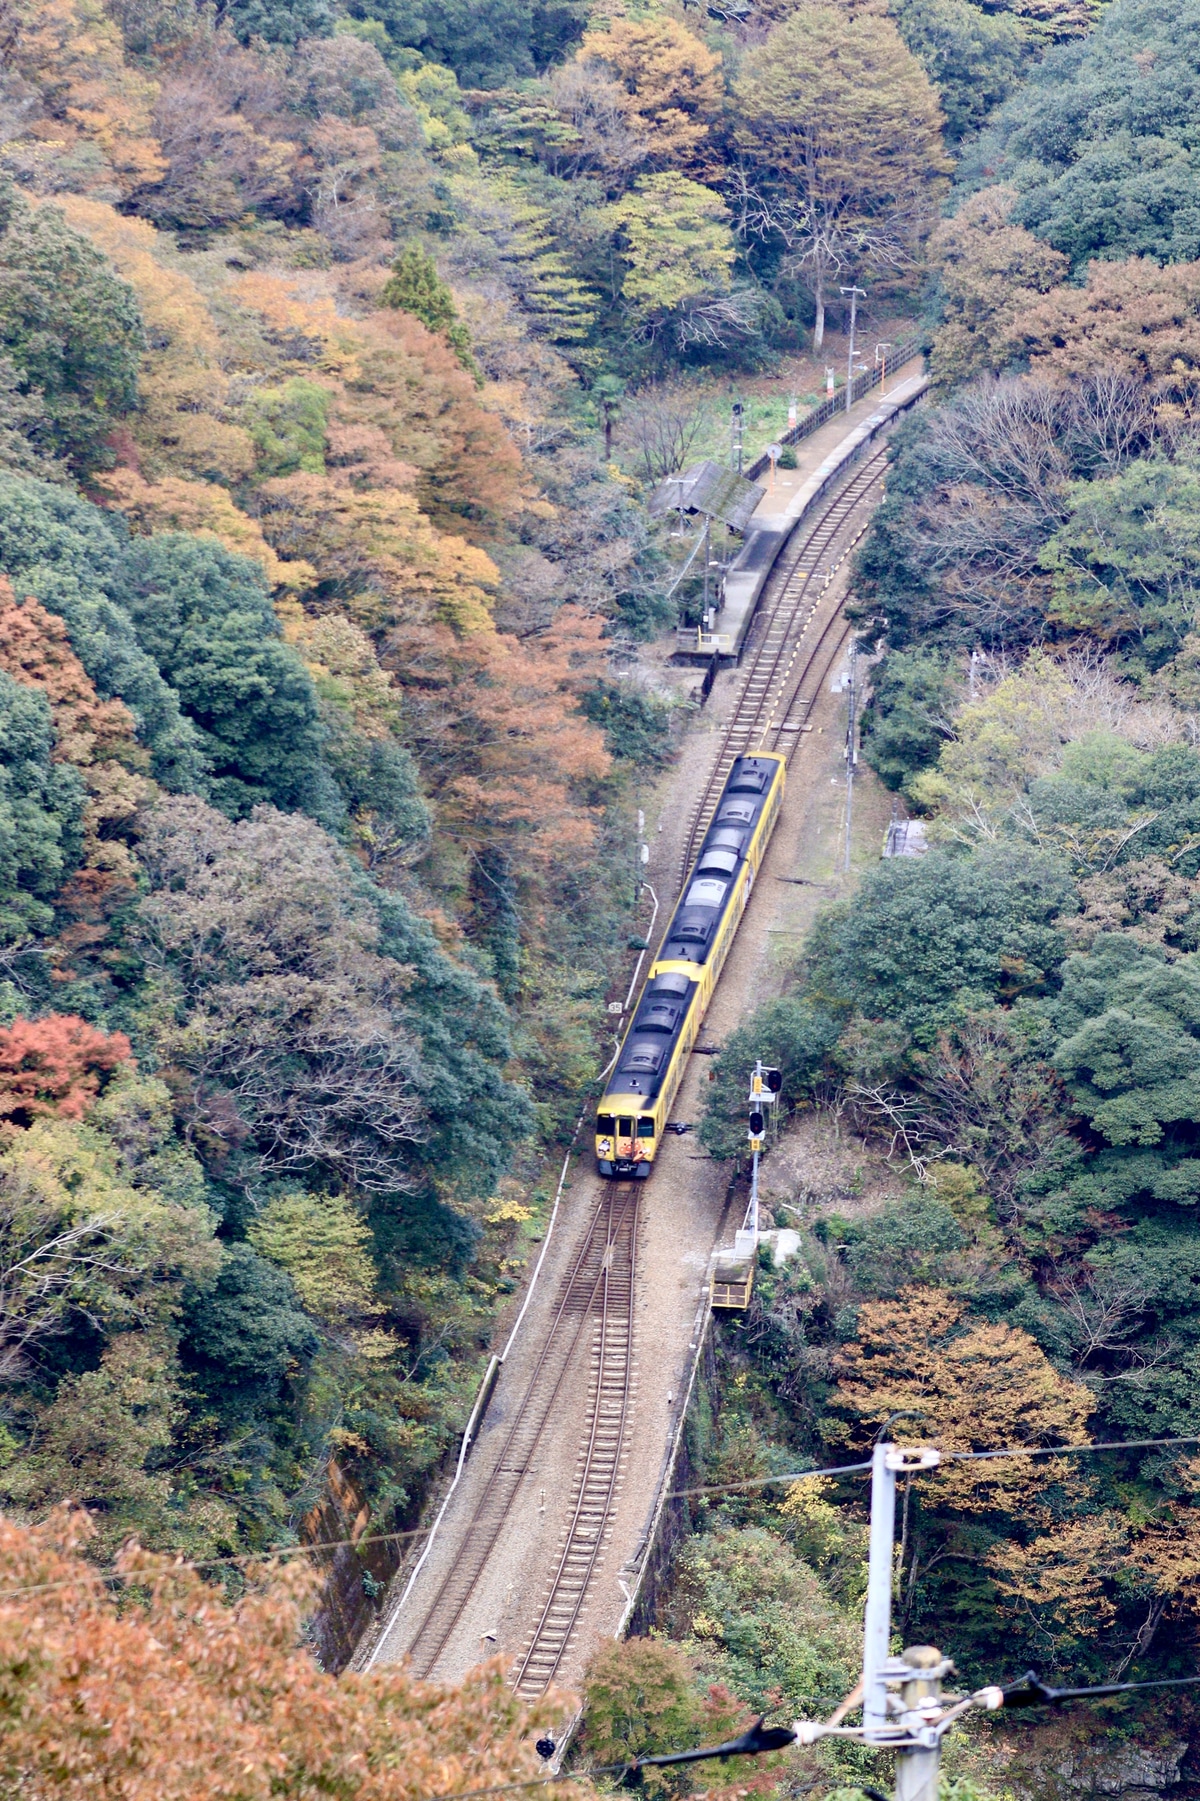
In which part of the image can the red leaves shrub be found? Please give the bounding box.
[0,1014,132,1128]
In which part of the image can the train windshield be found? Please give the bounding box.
[597,1114,615,1133]
[638,1117,655,1137]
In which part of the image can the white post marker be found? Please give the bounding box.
[765,443,782,490]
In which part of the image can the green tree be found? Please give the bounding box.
[119,534,332,819]
[248,1189,378,1324]
[891,0,1027,143]
[966,0,1200,272]
[581,1637,740,1776]
[354,0,536,86]
[0,474,204,792]
[860,649,962,796]
[0,671,85,940]
[181,1241,318,1409]
[1052,935,1200,1208]
[673,1526,857,1718]
[606,173,736,342]
[700,996,840,1159]
[216,0,335,45]
[732,8,950,347]
[1040,452,1200,669]
[0,1334,211,1555]
[0,184,144,477]
[806,847,1072,1043]
[241,379,330,479]
[380,246,479,380]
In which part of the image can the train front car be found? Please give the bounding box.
[595,971,697,1177]
[595,753,785,1177]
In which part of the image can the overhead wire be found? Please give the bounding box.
[393,1668,1200,1801]
[7,1434,1198,1603]
[668,1433,1200,1500]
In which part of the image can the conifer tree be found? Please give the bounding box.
[380,245,480,381]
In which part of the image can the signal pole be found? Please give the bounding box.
[743,1060,781,1247]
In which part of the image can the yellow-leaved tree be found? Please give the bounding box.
[833,1285,1136,1655]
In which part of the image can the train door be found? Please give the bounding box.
[616,1115,636,1163]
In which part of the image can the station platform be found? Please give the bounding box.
[675,361,928,663]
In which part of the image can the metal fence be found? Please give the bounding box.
[744,333,925,482]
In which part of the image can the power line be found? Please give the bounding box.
[668,1433,1200,1500]
[395,1668,1200,1801]
[1004,1672,1200,1708]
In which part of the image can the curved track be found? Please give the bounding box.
[402,1185,639,1693]
[678,444,889,884]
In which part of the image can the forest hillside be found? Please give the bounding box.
[2,0,1199,1794]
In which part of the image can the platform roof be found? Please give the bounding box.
[649,460,765,534]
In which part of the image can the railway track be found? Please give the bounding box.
[380,425,903,1702]
[512,1189,637,1697]
[678,444,890,884]
[402,1185,639,1691]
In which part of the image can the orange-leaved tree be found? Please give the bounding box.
[834,1284,1093,1513]
[574,16,723,177]
[386,604,611,860]
[0,1015,132,1130]
[1011,256,1200,389]
[832,1285,1127,1656]
[0,1508,581,1801]
[2,0,166,200]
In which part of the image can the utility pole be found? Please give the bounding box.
[858,1445,957,1800]
[702,513,711,622]
[842,639,857,874]
[841,285,866,413]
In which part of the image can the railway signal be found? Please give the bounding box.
[744,1059,781,1239]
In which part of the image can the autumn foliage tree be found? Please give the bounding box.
[574,16,723,178]
[835,1284,1093,1511]
[0,1508,580,1801]
[0,1013,132,1131]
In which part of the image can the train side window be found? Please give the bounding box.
[637,1116,655,1137]
[618,1116,634,1136]
[597,1114,616,1134]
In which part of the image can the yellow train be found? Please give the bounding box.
[595,752,786,1178]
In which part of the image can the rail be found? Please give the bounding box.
[743,332,924,481]
[391,1185,640,1692]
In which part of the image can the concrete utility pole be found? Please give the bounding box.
[841,285,867,413]
[795,1443,1006,1782]
[842,640,857,874]
[895,1649,946,1801]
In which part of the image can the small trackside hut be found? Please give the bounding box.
[595,752,785,1177]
